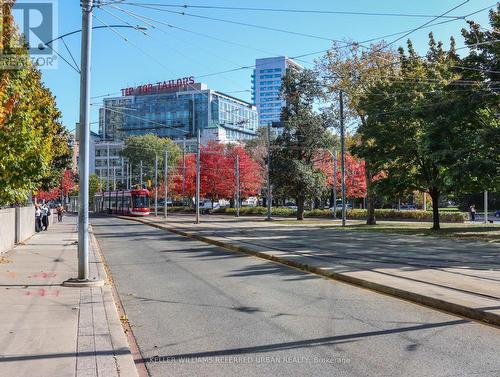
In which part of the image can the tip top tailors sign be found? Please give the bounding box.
[121,76,196,96]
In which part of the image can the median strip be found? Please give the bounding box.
[119,215,500,329]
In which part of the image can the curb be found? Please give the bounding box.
[121,215,500,329]
[90,230,145,377]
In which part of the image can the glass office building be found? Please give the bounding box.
[99,82,258,143]
[252,56,302,129]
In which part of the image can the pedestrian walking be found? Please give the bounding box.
[469,204,476,222]
[41,204,50,231]
[35,205,42,232]
[57,204,64,222]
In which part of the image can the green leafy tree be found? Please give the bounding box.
[271,68,334,220]
[317,42,399,224]
[121,134,181,186]
[0,3,69,205]
[461,4,499,94]
[89,174,100,206]
[353,33,497,230]
[456,5,500,192]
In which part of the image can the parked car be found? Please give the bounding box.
[494,210,500,218]
[285,202,297,210]
[200,200,219,213]
[400,204,417,210]
[330,202,351,211]
[242,197,258,207]
[157,199,172,207]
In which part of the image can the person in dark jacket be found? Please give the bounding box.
[469,204,476,222]
[41,204,50,231]
[57,204,64,222]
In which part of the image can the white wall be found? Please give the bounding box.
[0,208,16,254]
[0,206,39,254]
[15,206,35,244]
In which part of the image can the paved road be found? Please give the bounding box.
[92,216,500,377]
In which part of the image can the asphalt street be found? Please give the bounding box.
[92,216,500,377]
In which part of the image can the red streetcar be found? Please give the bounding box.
[94,189,151,216]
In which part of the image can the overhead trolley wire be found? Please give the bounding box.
[101,2,464,19]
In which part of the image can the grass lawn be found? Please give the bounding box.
[338,221,500,243]
[275,218,500,243]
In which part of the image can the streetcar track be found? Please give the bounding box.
[203,226,500,301]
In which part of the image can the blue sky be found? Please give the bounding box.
[25,0,496,133]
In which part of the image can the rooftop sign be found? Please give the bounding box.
[121,76,196,96]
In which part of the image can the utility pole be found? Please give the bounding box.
[195,128,201,224]
[121,157,124,188]
[182,138,186,199]
[164,150,168,219]
[154,154,158,216]
[113,167,116,191]
[340,91,346,227]
[332,150,337,219]
[235,154,240,218]
[64,0,102,287]
[124,162,128,190]
[129,164,133,189]
[140,160,143,189]
[60,172,64,205]
[484,190,488,224]
[423,192,427,211]
[266,122,272,221]
[106,143,110,191]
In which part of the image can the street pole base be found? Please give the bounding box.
[62,278,105,288]
[265,217,273,221]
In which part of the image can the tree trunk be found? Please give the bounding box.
[430,188,440,230]
[365,168,376,225]
[296,196,305,220]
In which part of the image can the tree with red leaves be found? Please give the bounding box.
[316,152,366,199]
[36,187,60,202]
[227,144,264,198]
[171,142,263,203]
[36,169,76,203]
[201,142,234,200]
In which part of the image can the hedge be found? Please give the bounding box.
[210,207,466,222]
[168,206,194,213]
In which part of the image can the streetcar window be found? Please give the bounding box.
[132,195,149,208]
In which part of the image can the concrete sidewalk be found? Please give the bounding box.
[131,214,500,327]
[0,215,138,377]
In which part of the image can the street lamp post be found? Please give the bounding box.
[332,150,337,219]
[63,0,102,287]
[140,160,143,189]
[484,190,489,224]
[164,150,168,219]
[130,164,133,189]
[121,157,124,188]
[154,154,158,216]
[339,91,346,227]
[195,128,201,224]
[266,122,272,221]
[235,155,240,218]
